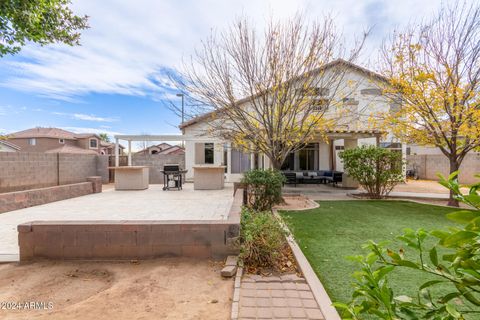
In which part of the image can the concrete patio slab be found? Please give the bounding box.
[0,183,234,255]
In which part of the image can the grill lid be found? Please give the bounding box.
[163,164,180,172]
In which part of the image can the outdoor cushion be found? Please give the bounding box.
[308,171,317,177]
[323,171,333,177]
[295,172,304,179]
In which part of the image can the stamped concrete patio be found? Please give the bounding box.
[0,183,234,258]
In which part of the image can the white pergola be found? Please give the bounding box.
[113,134,208,167]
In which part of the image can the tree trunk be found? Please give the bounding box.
[270,158,282,170]
[447,158,460,207]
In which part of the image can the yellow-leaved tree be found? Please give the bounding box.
[378,3,480,206]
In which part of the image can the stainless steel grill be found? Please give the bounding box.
[160,164,187,191]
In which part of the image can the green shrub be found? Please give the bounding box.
[339,145,403,198]
[336,172,480,320]
[241,169,286,211]
[240,207,287,269]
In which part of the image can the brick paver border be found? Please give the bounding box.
[274,210,341,320]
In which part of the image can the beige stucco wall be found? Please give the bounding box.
[8,137,77,152]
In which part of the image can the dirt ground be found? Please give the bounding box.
[393,179,469,194]
[0,258,233,320]
[274,195,318,211]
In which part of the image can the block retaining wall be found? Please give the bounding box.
[0,176,102,214]
[407,153,480,184]
[17,188,242,261]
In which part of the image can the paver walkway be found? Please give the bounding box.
[238,274,324,319]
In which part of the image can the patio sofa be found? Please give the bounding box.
[282,170,343,187]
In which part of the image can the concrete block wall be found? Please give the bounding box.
[0,152,58,192]
[96,155,109,183]
[407,153,480,184]
[0,152,109,192]
[17,188,242,261]
[58,154,97,185]
[0,181,98,213]
[132,154,185,184]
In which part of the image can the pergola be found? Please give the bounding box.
[113,134,209,167]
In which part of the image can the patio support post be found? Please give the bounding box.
[128,140,132,166]
[227,143,232,176]
[115,138,119,167]
[342,138,359,188]
[250,150,255,170]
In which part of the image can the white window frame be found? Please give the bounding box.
[89,138,98,149]
[28,138,36,146]
[59,139,65,144]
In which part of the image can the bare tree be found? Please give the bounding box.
[377,3,480,206]
[174,14,367,169]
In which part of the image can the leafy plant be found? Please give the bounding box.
[0,0,89,56]
[241,169,286,211]
[336,171,480,319]
[240,208,287,269]
[339,145,403,199]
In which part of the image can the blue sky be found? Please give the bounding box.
[0,0,460,139]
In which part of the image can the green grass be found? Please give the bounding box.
[280,200,461,305]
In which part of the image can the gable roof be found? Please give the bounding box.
[0,140,21,150]
[179,59,388,129]
[158,145,185,155]
[100,141,125,149]
[45,145,98,154]
[9,127,100,140]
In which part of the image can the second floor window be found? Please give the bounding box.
[59,139,65,144]
[312,98,330,112]
[28,138,36,146]
[89,139,98,148]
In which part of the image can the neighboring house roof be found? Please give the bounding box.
[74,133,101,139]
[136,143,173,154]
[9,127,101,140]
[158,145,185,155]
[100,141,125,149]
[179,59,389,130]
[45,145,98,154]
[0,140,21,150]
[10,127,77,139]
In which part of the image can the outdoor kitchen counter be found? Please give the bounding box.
[193,165,226,190]
[109,166,149,190]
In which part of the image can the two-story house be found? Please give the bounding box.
[8,127,104,154]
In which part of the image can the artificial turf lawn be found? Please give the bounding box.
[280,200,461,305]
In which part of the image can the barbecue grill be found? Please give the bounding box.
[160,164,187,191]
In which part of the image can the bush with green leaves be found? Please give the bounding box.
[240,207,287,269]
[339,145,404,198]
[241,169,286,211]
[336,172,480,320]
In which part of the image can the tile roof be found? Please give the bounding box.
[0,140,21,150]
[9,127,77,139]
[45,145,98,154]
[9,127,100,140]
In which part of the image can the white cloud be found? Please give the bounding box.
[52,111,118,122]
[0,0,457,100]
[73,113,117,122]
[61,126,123,137]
